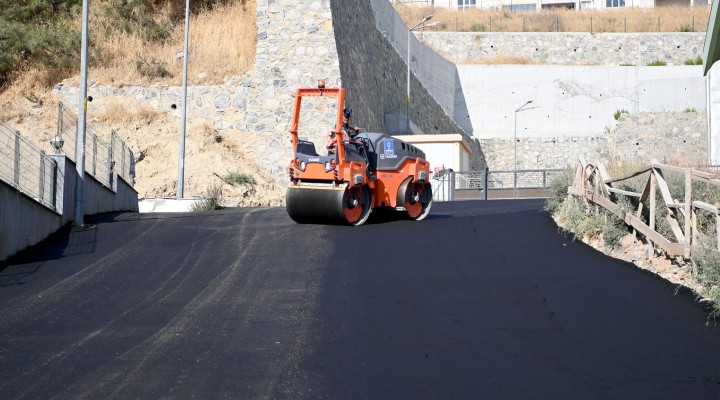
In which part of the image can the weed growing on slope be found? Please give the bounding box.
[191,184,223,211]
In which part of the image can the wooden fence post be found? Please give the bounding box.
[684,168,692,258]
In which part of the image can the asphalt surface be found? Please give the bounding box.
[1,199,720,399]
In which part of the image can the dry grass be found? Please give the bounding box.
[93,99,164,124]
[396,4,710,33]
[465,54,536,64]
[0,0,256,97]
[0,0,257,133]
[90,0,257,86]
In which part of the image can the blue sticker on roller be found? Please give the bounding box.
[384,139,394,155]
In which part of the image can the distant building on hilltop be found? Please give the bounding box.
[390,0,711,11]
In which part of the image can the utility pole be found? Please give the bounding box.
[74,0,90,226]
[178,0,190,198]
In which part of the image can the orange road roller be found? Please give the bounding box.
[286,83,433,225]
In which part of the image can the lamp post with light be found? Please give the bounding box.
[514,100,533,199]
[406,15,438,134]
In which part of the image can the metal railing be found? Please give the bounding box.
[56,101,134,187]
[432,168,563,201]
[0,120,59,211]
[487,169,564,189]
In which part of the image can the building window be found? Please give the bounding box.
[458,0,477,10]
[505,3,537,11]
[606,0,625,7]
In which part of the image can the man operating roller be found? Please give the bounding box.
[326,107,361,154]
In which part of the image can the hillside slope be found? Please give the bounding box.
[0,0,286,206]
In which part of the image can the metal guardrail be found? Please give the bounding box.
[56,101,134,187]
[0,102,136,214]
[486,169,565,189]
[432,168,563,201]
[0,120,59,211]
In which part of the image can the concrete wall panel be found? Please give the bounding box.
[457,64,705,139]
[1,155,138,261]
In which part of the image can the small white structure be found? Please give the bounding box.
[393,133,472,172]
[393,134,473,201]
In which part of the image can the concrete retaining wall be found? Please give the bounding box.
[458,64,706,139]
[1,155,138,262]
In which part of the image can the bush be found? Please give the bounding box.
[692,251,720,317]
[678,24,694,32]
[544,167,574,215]
[684,107,697,113]
[223,171,256,187]
[191,184,223,211]
[469,22,486,32]
[603,213,629,248]
[684,56,703,65]
[0,2,81,87]
[134,55,171,78]
[647,60,667,66]
[613,109,629,120]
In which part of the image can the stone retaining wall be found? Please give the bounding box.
[56,0,342,183]
[331,0,486,170]
[480,111,708,170]
[420,32,706,66]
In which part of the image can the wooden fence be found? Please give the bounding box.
[568,158,720,259]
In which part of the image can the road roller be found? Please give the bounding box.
[286,83,433,226]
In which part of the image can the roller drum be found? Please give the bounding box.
[286,184,372,226]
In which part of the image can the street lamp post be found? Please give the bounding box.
[406,15,438,134]
[178,0,190,199]
[514,100,533,199]
[74,0,90,226]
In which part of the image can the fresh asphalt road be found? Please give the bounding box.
[1,199,720,399]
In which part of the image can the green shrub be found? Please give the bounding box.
[191,185,223,211]
[469,22,486,32]
[603,213,629,248]
[134,55,171,78]
[0,5,80,87]
[684,107,697,113]
[647,60,667,66]
[544,167,575,215]
[223,171,256,187]
[684,56,703,65]
[692,251,720,317]
[558,196,585,240]
[613,109,629,120]
[678,24,694,33]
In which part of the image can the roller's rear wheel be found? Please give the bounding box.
[403,181,432,221]
[342,185,372,226]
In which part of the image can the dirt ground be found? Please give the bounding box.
[1,94,285,207]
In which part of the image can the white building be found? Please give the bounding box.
[391,0,709,11]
